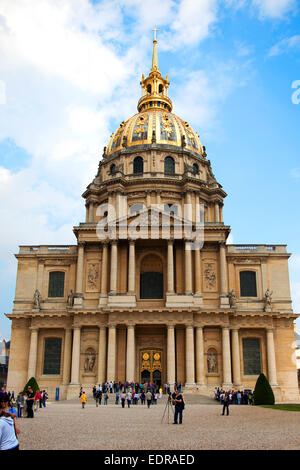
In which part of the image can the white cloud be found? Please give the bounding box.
[161,0,218,50]
[252,0,297,19]
[0,80,6,104]
[269,35,300,56]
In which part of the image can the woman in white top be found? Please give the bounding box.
[0,396,20,451]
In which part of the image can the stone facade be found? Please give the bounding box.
[5,37,300,402]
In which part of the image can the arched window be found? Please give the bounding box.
[164,203,178,216]
[133,156,143,174]
[243,338,261,375]
[48,271,65,298]
[164,156,175,175]
[193,163,199,174]
[110,163,116,175]
[43,337,62,375]
[159,84,164,95]
[140,254,163,299]
[240,271,257,297]
[147,84,152,95]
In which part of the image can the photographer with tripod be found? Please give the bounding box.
[172,389,184,425]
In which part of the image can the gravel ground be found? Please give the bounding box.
[16,395,300,450]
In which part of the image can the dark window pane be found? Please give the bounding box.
[243,338,261,375]
[164,157,175,175]
[140,272,163,299]
[133,157,143,174]
[43,338,62,375]
[48,271,65,298]
[240,271,257,297]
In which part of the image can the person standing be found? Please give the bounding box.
[95,389,101,407]
[104,392,109,405]
[172,389,184,424]
[16,393,24,418]
[126,390,132,408]
[26,387,35,418]
[0,396,20,451]
[222,392,230,416]
[146,390,152,408]
[115,391,120,405]
[121,392,126,408]
[81,391,87,409]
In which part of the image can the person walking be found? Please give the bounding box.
[95,389,101,407]
[222,392,230,416]
[104,392,109,405]
[172,389,184,424]
[81,391,87,409]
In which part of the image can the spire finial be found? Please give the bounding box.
[151,28,159,72]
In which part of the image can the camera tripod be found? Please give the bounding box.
[161,394,175,424]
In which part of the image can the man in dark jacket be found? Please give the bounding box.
[172,389,184,424]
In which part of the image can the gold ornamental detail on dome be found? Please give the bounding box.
[161,113,173,137]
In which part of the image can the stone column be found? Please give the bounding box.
[195,327,205,386]
[214,202,220,223]
[107,324,116,382]
[146,191,151,208]
[266,328,278,386]
[97,326,107,384]
[62,328,72,384]
[126,325,135,383]
[167,240,175,294]
[70,327,81,384]
[101,242,108,296]
[231,328,241,386]
[109,241,118,295]
[128,241,136,295]
[222,327,232,387]
[88,201,94,223]
[185,191,192,222]
[74,243,84,307]
[27,328,39,380]
[219,242,229,307]
[167,324,176,386]
[185,325,196,386]
[185,240,193,295]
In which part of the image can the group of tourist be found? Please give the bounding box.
[214,387,254,406]
[0,385,48,419]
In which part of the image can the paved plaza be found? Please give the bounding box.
[15,394,300,450]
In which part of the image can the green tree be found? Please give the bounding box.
[22,377,40,395]
[254,373,275,405]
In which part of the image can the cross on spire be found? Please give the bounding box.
[152,28,159,41]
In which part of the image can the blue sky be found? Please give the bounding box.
[0,0,300,339]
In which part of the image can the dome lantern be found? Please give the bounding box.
[138,29,172,113]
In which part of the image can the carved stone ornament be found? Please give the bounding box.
[203,263,216,291]
[33,289,42,309]
[86,263,100,292]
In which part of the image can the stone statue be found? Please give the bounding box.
[122,135,128,148]
[207,352,217,373]
[228,289,237,308]
[102,146,107,157]
[181,134,186,148]
[84,352,96,373]
[202,146,207,158]
[33,289,41,309]
[264,288,273,311]
[67,289,74,307]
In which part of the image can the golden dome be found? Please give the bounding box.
[105,32,204,158]
[106,110,203,157]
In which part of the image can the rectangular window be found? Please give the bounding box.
[240,271,257,297]
[43,338,62,375]
[243,338,261,375]
[48,271,65,297]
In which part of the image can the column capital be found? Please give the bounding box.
[185,323,194,329]
[78,242,86,248]
[29,326,39,332]
[218,241,226,248]
[126,322,135,328]
[107,323,117,329]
